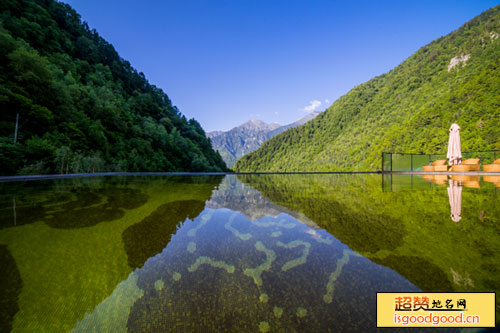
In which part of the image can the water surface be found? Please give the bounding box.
[0,174,498,331]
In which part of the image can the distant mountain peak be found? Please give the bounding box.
[239,119,281,131]
[206,130,224,138]
[209,112,320,167]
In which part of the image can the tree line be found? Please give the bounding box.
[0,0,227,175]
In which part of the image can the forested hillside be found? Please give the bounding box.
[0,0,227,175]
[209,112,320,168]
[208,120,281,168]
[235,5,500,172]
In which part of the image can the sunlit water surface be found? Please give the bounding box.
[0,174,499,332]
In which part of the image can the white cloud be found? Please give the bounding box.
[274,111,278,115]
[325,99,330,104]
[302,100,322,112]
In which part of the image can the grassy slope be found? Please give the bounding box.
[235,6,500,172]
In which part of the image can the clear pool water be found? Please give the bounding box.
[0,174,498,331]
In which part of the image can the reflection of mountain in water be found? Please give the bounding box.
[238,174,500,321]
[76,199,418,332]
[0,175,223,332]
[206,175,320,229]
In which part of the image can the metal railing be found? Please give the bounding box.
[381,173,498,192]
[382,151,499,173]
[382,173,444,192]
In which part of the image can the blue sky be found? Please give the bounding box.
[63,0,498,132]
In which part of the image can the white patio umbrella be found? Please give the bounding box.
[447,179,462,222]
[447,123,462,165]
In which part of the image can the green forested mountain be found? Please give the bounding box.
[0,0,227,175]
[235,5,500,172]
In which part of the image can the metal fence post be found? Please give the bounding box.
[390,153,393,172]
[410,154,413,172]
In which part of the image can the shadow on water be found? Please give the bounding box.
[124,207,420,332]
[0,196,46,229]
[0,174,498,330]
[122,200,206,269]
[0,175,223,332]
[0,178,150,230]
[0,245,22,333]
[45,187,149,229]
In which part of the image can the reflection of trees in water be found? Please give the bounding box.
[0,245,22,333]
[238,174,406,253]
[0,178,149,229]
[122,200,205,269]
[0,175,224,230]
[125,208,415,332]
[0,175,223,332]
[371,255,454,291]
[237,173,500,319]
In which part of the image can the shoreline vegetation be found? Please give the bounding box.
[0,171,380,183]
[4,170,500,183]
[234,5,500,173]
[0,0,227,176]
[2,1,499,176]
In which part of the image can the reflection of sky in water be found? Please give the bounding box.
[2,174,497,332]
[75,206,419,332]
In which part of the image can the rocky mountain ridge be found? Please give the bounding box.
[209,112,321,168]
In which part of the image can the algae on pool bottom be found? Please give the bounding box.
[0,176,223,332]
[1,174,499,331]
[121,207,419,331]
